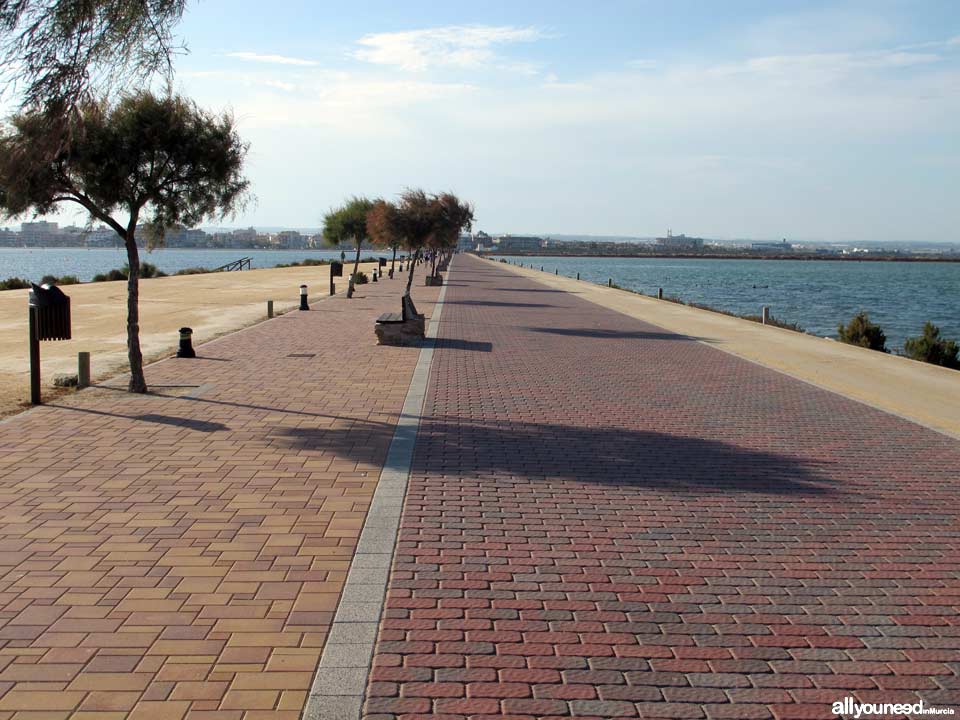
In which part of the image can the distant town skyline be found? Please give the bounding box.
[1,1,958,243]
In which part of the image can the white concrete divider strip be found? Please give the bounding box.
[303,263,452,720]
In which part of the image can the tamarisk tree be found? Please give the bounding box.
[1,0,187,110]
[323,196,375,299]
[0,92,249,393]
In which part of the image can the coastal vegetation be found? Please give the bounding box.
[904,323,960,370]
[0,277,30,291]
[39,274,78,285]
[838,311,888,353]
[0,92,250,393]
[323,197,376,299]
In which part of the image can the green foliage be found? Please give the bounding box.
[904,322,960,370]
[838,311,888,352]
[0,92,250,235]
[274,258,331,268]
[0,276,30,290]
[172,266,210,275]
[352,271,368,285]
[39,274,79,285]
[323,197,375,248]
[90,262,166,282]
[0,0,187,110]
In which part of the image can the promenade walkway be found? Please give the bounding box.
[0,273,440,719]
[362,255,960,719]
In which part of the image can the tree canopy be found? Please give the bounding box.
[0,0,187,110]
[322,196,375,247]
[0,91,249,238]
[0,91,249,393]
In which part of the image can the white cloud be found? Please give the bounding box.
[354,25,543,72]
[225,52,318,66]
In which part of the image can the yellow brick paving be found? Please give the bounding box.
[0,274,440,719]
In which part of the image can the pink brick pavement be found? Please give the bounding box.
[364,255,960,720]
[0,272,440,719]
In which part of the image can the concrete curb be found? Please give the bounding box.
[302,261,451,720]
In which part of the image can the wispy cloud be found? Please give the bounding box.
[354,25,543,72]
[225,52,318,67]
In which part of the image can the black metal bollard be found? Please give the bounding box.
[177,327,196,358]
[577,272,580,280]
[373,269,378,282]
[300,284,309,310]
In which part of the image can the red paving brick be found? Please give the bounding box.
[0,271,440,718]
[364,255,960,719]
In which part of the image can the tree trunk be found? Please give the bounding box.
[347,240,362,298]
[405,248,420,295]
[124,233,147,393]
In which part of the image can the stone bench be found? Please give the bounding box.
[375,293,425,346]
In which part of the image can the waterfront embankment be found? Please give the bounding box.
[0,260,383,416]
[493,258,960,439]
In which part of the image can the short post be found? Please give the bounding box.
[77,352,90,388]
[577,272,580,280]
[177,327,196,358]
[267,300,274,319]
[329,274,335,296]
[541,266,544,272]
[555,268,558,275]
[657,288,663,299]
[299,284,309,310]
[762,306,770,325]
[372,270,378,282]
[28,307,40,404]
[608,278,612,287]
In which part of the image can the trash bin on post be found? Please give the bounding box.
[330,261,343,296]
[28,283,72,404]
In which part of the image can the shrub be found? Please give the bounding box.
[40,274,80,285]
[173,267,211,275]
[904,322,960,370]
[838,311,888,352]
[0,277,31,290]
[352,271,369,285]
[91,262,167,282]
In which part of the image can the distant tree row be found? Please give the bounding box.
[838,312,959,369]
[324,190,473,298]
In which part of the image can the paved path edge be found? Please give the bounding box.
[302,266,451,720]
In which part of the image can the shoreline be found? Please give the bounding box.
[489,252,960,262]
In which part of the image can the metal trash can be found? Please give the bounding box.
[330,261,343,277]
[29,283,71,341]
[379,257,387,267]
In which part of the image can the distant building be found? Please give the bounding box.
[273,230,307,250]
[655,231,704,251]
[496,235,543,252]
[20,221,61,247]
[751,239,793,251]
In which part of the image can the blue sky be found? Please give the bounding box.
[23,1,960,240]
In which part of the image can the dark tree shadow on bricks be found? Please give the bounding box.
[446,300,558,309]
[524,326,704,342]
[57,405,229,433]
[411,417,837,495]
[435,339,493,352]
[275,415,837,496]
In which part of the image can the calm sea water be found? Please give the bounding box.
[501,255,960,351]
[0,247,363,282]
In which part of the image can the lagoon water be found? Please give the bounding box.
[0,247,359,282]
[501,255,960,351]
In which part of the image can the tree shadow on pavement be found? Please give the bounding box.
[274,415,837,496]
[524,326,703,342]
[447,300,558,309]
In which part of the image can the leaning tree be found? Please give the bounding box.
[323,196,375,299]
[431,192,473,276]
[0,91,249,393]
[1,0,187,111]
[366,199,402,277]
